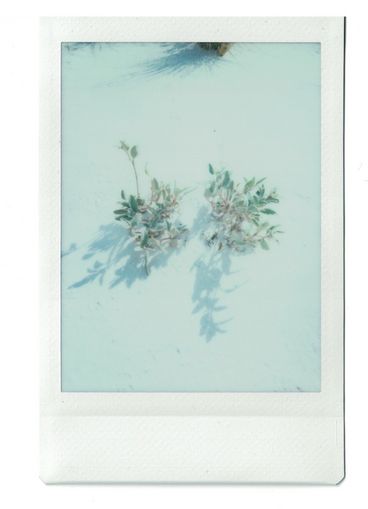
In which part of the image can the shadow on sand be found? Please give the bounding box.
[191,250,232,342]
[66,208,247,343]
[189,207,244,342]
[135,43,230,78]
[97,43,232,88]
[67,223,179,289]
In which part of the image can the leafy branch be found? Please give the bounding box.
[114,142,188,274]
[202,164,282,252]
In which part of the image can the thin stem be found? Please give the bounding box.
[143,251,149,275]
[131,158,140,197]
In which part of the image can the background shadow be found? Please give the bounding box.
[135,43,229,78]
[68,223,180,289]
[190,207,244,342]
[191,248,240,343]
[67,211,247,344]
[97,43,232,88]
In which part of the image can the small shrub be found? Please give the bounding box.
[202,164,282,252]
[197,43,231,56]
[114,142,188,274]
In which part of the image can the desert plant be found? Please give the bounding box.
[114,141,188,274]
[197,43,231,56]
[202,165,282,252]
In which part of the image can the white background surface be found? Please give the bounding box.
[0,1,366,507]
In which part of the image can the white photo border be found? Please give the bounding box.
[40,17,345,483]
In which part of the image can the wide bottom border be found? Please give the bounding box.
[40,415,344,484]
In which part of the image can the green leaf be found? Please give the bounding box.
[223,171,230,187]
[151,178,159,191]
[121,190,125,199]
[261,208,276,215]
[129,195,138,212]
[256,177,266,186]
[244,177,256,193]
[114,209,126,215]
[119,141,129,152]
[208,163,214,175]
[130,145,138,159]
[260,239,269,250]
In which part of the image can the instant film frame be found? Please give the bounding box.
[40,17,345,483]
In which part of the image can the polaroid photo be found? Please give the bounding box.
[40,17,345,483]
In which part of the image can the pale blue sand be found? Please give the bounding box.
[61,42,321,391]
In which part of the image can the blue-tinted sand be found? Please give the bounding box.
[61,42,321,391]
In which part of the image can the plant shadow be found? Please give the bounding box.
[190,207,244,342]
[68,222,179,289]
[97,43,230,88]
[191,250,233,342]
[136,43,229,78]
[67,209,248,344]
